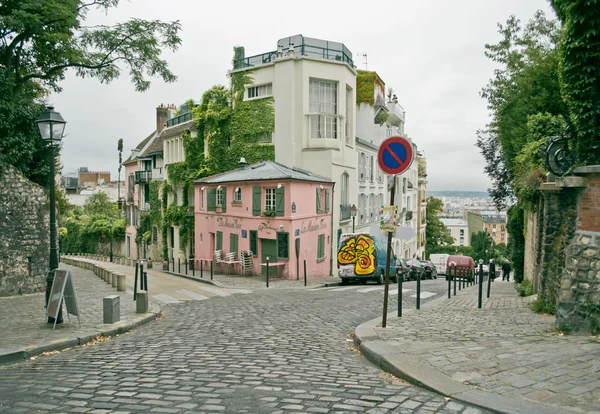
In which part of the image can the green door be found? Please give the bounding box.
[261,239,278,276]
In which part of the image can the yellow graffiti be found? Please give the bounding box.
[337,235,376,275]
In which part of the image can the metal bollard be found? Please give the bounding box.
[200,260,203,279]
[447,272,451,299]
[210,260,213,280]
[398,271,403,317]
[134,261,139,301]
[304,259,307,287]
[453,266,457,296]
[458,269,462,291]
[478,263,484,309]
[139,262,144,293]
[266,257,270,288]
[192,259,194,277]
[487,267,492,299]
[185,259,188,275]
[416,270,421,310]
[172,257,174,272]
[143,271,148,293]
[178,258,180,274]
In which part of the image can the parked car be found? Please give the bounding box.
[406,259,425,281]
[395,258,411,282]
[420,260,438,279]
[337,233,401,285]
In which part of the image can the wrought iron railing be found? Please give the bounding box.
[233,35,354,70]
[340,204,351,221]
[166,112,193,128]
[135,170,152,184]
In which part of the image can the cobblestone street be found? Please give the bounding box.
[0,281,490,413]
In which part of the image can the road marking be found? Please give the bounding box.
[410,291,437,299]
[356,287,384,293]
[176,289,208,301]
[153,293,181,304]
[388,288,412,295]
[196,286,230,297]
[334,286,360,291]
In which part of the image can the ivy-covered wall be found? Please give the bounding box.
[150,48,276,261]
[356,70,384,107]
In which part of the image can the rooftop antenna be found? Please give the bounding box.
[358,53,368,70]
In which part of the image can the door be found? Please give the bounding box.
[261,239,277,276]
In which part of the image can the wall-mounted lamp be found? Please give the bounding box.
[320,185,324,190]
[277,183,282,189]
[235,187,240,192]
[279,224,284,232]
[201,186,205,191]
[217,185,222,190]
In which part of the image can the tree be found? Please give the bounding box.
[550,0,600,165]
[0,1,182,187]
[117,138,123,206]
[470,231,494,262]
[425,197,454,255]
[83,191,116,217]
[476,12,566,209]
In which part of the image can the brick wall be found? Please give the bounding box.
[0,164,50,296]
[577,175,600,232]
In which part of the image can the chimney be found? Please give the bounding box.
[156,103,168,134]
[238,157,248,169]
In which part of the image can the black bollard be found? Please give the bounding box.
[143,271,148,292]
[139,262,144,292]
[487,267,492,298]
[447,271,451,299]
[134,261,139,301]
[266,257,270,288]
[453,265,457,296]
[200,260,203,279]
[398,271,403,317]
[304,259,307,287]
[192,260,194,277]
[458,269,462,291]
[185,259,188,275]
[478,263,484,309]
[416,271,421,310]
[210,260,213,280]
[172,257,174,272]
[178,258,180,274]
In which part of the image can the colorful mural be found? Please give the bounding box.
[337,234,377,275]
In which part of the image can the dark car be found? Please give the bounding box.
[406,259,425,281]
[395,258,411,282]
[420,260,438,279]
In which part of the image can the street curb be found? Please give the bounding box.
[0,305,161,366]
[162,270,221,287]
[354,290,576,414]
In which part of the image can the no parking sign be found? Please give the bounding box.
[377,136,414,175]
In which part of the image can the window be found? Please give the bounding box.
[249,230,258,256]
[341,172,349,205]
[234,187,242,203]
[200,189,204,210]
[317,234,326,260]
[359,153,365,181]
[247,83,272,99]
[216,187,224,207]
[345,86,352,144]
[460,229,464,235]
[265,188,276,211]
[309,79,338,139]
[370,156,374,182]
[277,232,289,259]
[152,226,158,243]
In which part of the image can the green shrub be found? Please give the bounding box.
[515,279,534,297]
[530,298,556,315]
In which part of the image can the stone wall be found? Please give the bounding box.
[523,207,543,293]
[556,167,600,333]
[0,164,50,296]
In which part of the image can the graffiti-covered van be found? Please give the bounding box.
[337,233,400,285]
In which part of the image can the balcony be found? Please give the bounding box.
[135,170,152,185]
[166,112,192,128]
[233,34,354,70]
[386,101,405,128]
[340,204,351,221]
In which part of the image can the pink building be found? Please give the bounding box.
[194,161,335,279]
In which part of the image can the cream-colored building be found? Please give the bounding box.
[441,218,470,246]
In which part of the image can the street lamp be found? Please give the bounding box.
[109,219,113,263]
[37,106,67,325]
[350,204,357,233]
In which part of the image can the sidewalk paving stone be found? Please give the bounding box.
[355,280,600,413]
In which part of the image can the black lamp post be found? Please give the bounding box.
[109,219,114,262]
[350,204,357,233]
[36,106,67,325]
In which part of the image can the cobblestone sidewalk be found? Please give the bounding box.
[0,264,158,363]
[369,280,600,413]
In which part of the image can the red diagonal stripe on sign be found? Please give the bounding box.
[383,142,404,166]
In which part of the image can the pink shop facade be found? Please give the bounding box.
[194,161,334,279]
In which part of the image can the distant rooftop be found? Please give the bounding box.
[441,218,468,227]
[233,34,354,70]
[195,161,333,185]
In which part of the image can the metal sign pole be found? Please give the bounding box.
[382,177,395,328]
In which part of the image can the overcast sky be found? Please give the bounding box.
[51,0,555,192]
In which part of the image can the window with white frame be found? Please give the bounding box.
[200,189,204,210]
[247,83,272,99]
[359,153,365,181]
[370,156,374,182]
[309,79,338,139]
[345,86,352,144]
[234,187,242,203]
[265,188,276,211]
[365,194,370,223]
[341,172,349,205]
[216,187,224,207]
